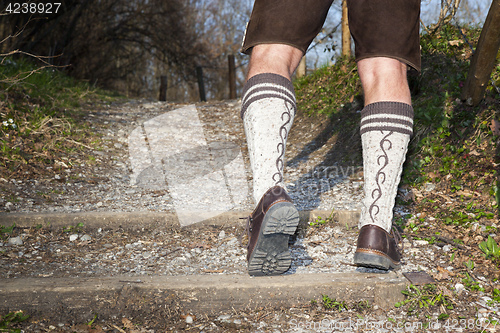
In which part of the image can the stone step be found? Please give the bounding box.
[0,272,407,323]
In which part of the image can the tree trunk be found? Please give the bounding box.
[461,0,500,106]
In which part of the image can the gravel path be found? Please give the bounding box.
[2,100,364,214]
[1,100,440,276]
[3,100,497,332]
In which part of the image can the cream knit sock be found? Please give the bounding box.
[241,73,296,204]
[360,102,413,232]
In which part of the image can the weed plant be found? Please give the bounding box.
[0,310,29,333]
[321,294,348,312]
[294,57,362,117]
[395,284,453,316]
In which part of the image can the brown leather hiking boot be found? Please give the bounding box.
[243,186,299,276]
[353,224,403,270]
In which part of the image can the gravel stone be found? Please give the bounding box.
[5,202,13,211]
[8,236,23,246]
[455,283,465,293]
[442,244,452,252]
[80,234,92,242]
[217,314,231,321]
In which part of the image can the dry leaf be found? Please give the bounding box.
[434,267,449,280]
[449,40,462,46]
[436,266,455,280]
[438,285,454,298]
[413,189,423,199]
[456,190,474,197]
[122,318,134,329]
[111,324,126,333]
[90,326,105,333]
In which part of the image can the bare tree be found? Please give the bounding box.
[427,0,462,32]
[1,0,207,97]
[183,0,252,100]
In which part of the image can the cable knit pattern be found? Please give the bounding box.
[241,73,296,203]
[360,102,413,233]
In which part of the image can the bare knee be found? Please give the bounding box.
[358,57,411,105]
[247,44,304,81]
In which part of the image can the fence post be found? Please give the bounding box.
[196,66,206,102]
[159,75,167,101]
[228,54,237,99]
[342,0,351,57]
[296,56,306,78]
[461,0,500,106]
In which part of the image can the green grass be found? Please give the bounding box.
[321,294,348,312]
[294,57,362,117]
[0,56,123,176]
[0,223,15,240]
[1,57,121,110]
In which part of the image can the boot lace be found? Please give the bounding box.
[238,216,252,249]
[391,225,404,255]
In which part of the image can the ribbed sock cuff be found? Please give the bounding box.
[360,102,414,136]
[241,73,296,119]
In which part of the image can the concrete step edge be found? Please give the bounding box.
[0,210,361,230]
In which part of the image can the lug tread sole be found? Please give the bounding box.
[248,202,299,276]
[353,251,400,271]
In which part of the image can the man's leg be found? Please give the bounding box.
[354,57,413,270]
[239,0,333,275]
[241,44,302,276]
[243,44,303,202]
[346,0,420,270]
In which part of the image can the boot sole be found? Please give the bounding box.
[353,251,401,271]
[248,202,299,276]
